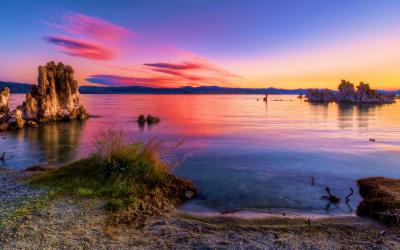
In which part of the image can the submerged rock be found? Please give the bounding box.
[0,87,10,114]
[1,61,88,131]
[306,80,396,104]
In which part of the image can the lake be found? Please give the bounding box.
[2,94,400,216]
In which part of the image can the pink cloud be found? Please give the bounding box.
[143,59,239,85]
[86,74,190,88]
[63,13,134,41]
[45,36,115,60]
[43,12,133,61]
[42,12,238,87]
[144,61,205,70]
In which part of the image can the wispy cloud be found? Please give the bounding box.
[43,13,132,60]
[62,13,134,41]
[145,59,239,76]
[143,59,239,86]
[144,61,204,70]
[43,12,238,87]
[86,74,190,87]
[44,36,115,60]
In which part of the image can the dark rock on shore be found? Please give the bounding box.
[306,80,396,104]
[357,177,400,226]
[0,62,88,131]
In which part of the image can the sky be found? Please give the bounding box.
[1,0,400,90]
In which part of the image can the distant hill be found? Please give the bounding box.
[79,85,309,95]
[2,81,399,96]
[0,81,33,93]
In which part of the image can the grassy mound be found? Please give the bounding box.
[31,130,196,224]
[357,177,400,226]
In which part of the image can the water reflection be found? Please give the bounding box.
[337,104,382,130]
[2,94,400,215]
[1,120,83,168]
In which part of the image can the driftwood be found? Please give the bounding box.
[321,187,340,203]
[345,187,354,203]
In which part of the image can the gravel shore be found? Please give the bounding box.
[0,168,46,226]
[1,169,400,249]
[1,196,400,249]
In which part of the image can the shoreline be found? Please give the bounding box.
[177,208,358,220]
[1,167,400,249]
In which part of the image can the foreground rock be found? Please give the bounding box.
[0,87,9,114]
[0,61,88,131]
[357,177,400,226]
[306,80,396,104]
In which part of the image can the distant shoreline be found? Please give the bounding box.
[2,81,399,95]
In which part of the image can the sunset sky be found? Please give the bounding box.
[1,0,400,90]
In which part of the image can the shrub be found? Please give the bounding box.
[31,129,196,223]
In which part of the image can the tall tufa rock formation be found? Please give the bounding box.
[0,87,10,114]
[20,61,87,122]
[1,61,88,131]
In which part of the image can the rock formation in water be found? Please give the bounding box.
[0,61,88,131]
[305,88,336,103]
[0,87,9,114]
[306,80,396,104]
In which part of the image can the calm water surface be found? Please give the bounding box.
[2,94,400,215]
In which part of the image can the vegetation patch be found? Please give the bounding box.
[30,129,196,224]
[357,177,400,226]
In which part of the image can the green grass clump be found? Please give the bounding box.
[30,129,196,221]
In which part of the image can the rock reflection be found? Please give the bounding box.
[15,120,83,167]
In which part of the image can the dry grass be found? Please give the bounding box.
[30,129,196,224]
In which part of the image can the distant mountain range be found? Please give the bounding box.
[2,81,399,95]
[79,85,310,94]
[0,81,33,93]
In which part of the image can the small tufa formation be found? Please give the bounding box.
[0,87,10,114]
[306,80,396,104]
[305,88,336,103]
[0,61,88,131]
[137,114,161,126]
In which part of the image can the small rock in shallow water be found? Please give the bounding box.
[137,115,146,125]
[146,115,160,124]
[185,190,194,199]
